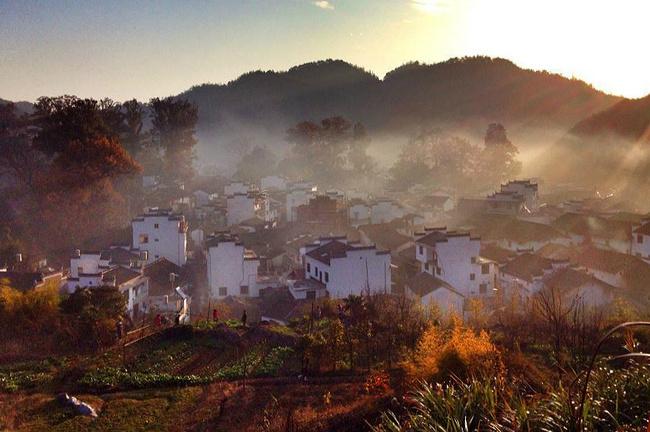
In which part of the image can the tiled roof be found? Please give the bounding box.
[501,253,555,282]
[552,213,631,241]
[306,241,353,265]
[406,272,462,298]
[143,258,183,297]
[544,267,616,293]
[359,223,411,251]
[102,266,143,286]
[480,244,516,264]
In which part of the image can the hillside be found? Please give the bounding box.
[539,93,650,201]
[0,98,34,115]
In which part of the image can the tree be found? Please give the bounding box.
[280,116,375,188]
[479,123,522,187]
[121,99,146,156]
[149,97,198,186]
[389,128,480,192]
[234,146,277,183]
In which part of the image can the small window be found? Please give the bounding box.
[139,234,149,244]
[77,266,83,275]
[324,272,329,283]
[154,223,160,229]
[418,245,424,254]
[471,256,476,264]
[240,285,249,295]
[481,264,490,274]
[479,283,487,294]
[219,287,227,296]
[155,238,159,242]
[470,273,475,281]
[307,262,311,272]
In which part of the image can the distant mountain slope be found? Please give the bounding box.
[0,98,34,115]
[540,93,650,201]
[569,93,650,141]
[179,57,620,138]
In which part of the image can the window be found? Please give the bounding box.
[139,234,149,244]
[481,264,490,274]
[77,266,83,275]
[219,287,227,296]
[418,245,424,255]
[324,272,329,283]
[470,273,475,281]
[154,238,159,242]
[471,256,476,264]
[479,283,487,294]
[638,235,643,244]
[154,223,159,229]
[307,262,311,272]
[240,285,249,295]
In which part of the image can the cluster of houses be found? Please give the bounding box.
[4,175,650,323]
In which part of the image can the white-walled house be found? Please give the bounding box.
[286,187,316,222]
[132,208,188,267]
[500,180,539,212]
[226,193,255,226]
[543,267,616,308]
[349,201,371,227]
[261,175,287,191]
[301,236,391,299]
[499,253,567,298]
[404,272,464,317]
[65,250,149,317]
[224,181,251,196]
[370,199,405,224]
[414,228,498,298]
[632,219,650,260]
[206,232,261,299]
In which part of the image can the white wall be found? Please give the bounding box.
[632,233,650,259]
[304,247,391,299]
[416,235,481,297]
[286,189,314,222]
[207,241,260,298]
[226,194,255,226]
[225,182,250,196]
[419,287,464,317]
[132,215,187,266]
[371,201,404,224]
[261,176,287,191]
[349,204,371,226]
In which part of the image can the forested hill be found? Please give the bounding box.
[0,98,34,115]
[568,93,650,141]
[178,57,621,137]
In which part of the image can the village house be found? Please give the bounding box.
[474,216,569,252]
[143,258,188,314]
[65,249,149,317]
[499,253,568,298]
[551,213,632,253]
[543,267,616,308]
[358,223,413,258]
[0,254,65,293]
[301,236,391,299]
[206,232,261,299]
[260,175,288,191]
[286,184,316,223]
[485,191,526,215]
[415,194,455,221]
[296,195,347,230]
[226,192,273,227]
[404,272,464,317]
[132,208,188,267]
[413,228,499,298]
[370,199,405,224]
[631,218,650,260]
[224,181,252,196]
[348,199,371,227]
[500,180,539,212]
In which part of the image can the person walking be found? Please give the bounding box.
[241,309,247,327]
[212,308,219,322]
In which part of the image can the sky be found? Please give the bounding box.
[1,0,649,102]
